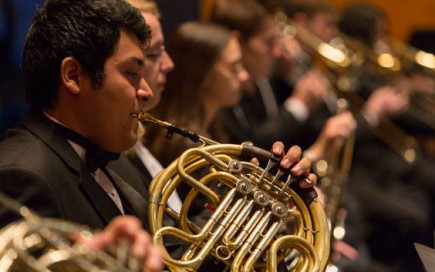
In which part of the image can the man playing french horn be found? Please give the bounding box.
[0,0,320,271]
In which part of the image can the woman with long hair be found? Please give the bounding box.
[145,21,249,167]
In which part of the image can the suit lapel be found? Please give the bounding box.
[20,110,82,174]
[127,154,153,189]
[21,110,123,225]
[107,168,149,230]
[78,164,122,225]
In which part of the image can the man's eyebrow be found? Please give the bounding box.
[122,56,145,67]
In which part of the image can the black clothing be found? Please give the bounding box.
[0,110,150,230]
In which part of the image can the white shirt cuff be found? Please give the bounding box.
[284,97,309,122]
[362,110,379,127]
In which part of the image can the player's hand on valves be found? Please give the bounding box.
[271,141,317,189]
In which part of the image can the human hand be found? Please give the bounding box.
[270,141,318,188]
[321,111,356,144]
[306,111,356,161]
[364,85,409,120]
[280,35,303,64]
[291,69,329,112]
[76,216,163,272]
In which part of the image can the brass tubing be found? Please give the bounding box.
[222,200,258,247]
[231,211,272,272]
[243,221,282,271]
[153,188,238,269]
[142,113,330,271]
[268,235,320,272]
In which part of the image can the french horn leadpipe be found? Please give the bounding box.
[138,112,330,272]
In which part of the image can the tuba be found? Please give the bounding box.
[139,113,330,272]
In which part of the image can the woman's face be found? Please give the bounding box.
[202,36,249,109]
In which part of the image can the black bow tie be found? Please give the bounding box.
[55,124,120,172]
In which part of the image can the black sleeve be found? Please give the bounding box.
[0,167,62,227]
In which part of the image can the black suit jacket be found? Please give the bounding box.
[221,85,311,150]
[0,110,150,230]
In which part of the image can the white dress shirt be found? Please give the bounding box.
[44,112,125,214]
[133,141,183,213]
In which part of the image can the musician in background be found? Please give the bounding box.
[338,4,434,272]
[145,21,249,169]
[275,0,339,104]
[209,0,356,165]
[115,0,185,213]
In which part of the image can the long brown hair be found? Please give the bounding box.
[145,21,232,166]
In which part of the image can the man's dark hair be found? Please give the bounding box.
[22,0,151,110]
[338,3,385,47]
[210,0,269,40]
[281,0,336,19]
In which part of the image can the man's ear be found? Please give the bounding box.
[60,57,82,95]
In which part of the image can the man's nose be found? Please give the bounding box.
[238,66,250,84]
[137,77,154,102]
[161,51,175,73]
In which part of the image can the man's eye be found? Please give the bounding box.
[145,45,165,60]
[145,52,161,60]
[126,72,141,87]
[127,72,140,80]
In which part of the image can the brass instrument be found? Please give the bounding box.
[340,35,435,130]
[0,191,146,272]
[139,113,330,272]
[275,12,420,164]
[315,99,355,268]
[391,39,435,74]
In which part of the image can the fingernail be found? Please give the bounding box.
[273,146,281,154]
[292,166,302,175]
[281,158,291,168]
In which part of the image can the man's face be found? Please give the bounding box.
[306,12,338,42]
[242,16,281,79]
[242,16,281,80]
[141,12,174,111]
[78,31,152,152]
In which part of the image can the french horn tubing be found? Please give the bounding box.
[139,112,330,272]
[0,191,148,272]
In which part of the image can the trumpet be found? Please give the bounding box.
[139,112,330,271]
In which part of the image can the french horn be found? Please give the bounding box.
[0,192,147,272]
[139,113,330,272]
